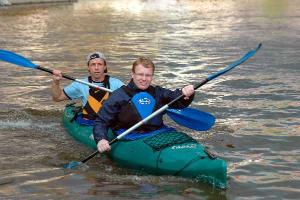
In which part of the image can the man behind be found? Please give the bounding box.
[93,57,195,152]
[52,52,124,121]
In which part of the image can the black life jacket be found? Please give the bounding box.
[113,85,163,132]
[82,75,110,120]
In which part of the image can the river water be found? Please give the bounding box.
[0,0,299,199]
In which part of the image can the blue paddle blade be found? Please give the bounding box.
[0,49,38,68]
[63,161,82,169]
[167,107,215,131]
[207,43,262,81]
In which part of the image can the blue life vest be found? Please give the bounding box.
[131,91,156,120]
[114,89,175,140]
[113,85,165,133]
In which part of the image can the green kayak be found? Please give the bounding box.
[63,104,227,189]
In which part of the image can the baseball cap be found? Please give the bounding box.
[86,52,106,65]
[86,52,107,72]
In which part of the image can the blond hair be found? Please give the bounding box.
[132,57,155,73]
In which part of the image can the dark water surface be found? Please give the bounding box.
[0,0,299,199]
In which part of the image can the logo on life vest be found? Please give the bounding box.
[139,98,151,105]
[132,92,156,119]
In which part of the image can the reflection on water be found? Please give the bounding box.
[0,0,300,199]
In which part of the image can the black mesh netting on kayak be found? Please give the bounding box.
[143,131,197,151]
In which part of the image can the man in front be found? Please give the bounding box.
[93,57,195,153]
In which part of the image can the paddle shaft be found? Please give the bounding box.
[37,66,112,92]
[39,65,205,100]
[81,137,118,163]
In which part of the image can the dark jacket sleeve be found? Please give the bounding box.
[156,86,195,109]
[93,89,129,144]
